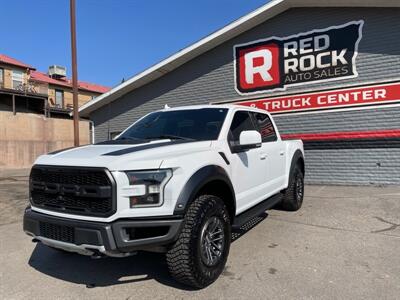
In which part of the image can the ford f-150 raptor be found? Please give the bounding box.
[24,104,304,288]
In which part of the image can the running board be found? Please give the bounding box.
[232,193,282,230]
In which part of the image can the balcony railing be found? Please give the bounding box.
[12,81,49,96]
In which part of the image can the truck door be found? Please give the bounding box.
[226,111,268,214]
[252,112,286,192]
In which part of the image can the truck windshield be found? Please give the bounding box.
[117,108,228,141]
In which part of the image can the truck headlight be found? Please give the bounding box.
[125,169,172,207]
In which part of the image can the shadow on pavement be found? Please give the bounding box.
[28,244,190,290]
[28,213,268,290]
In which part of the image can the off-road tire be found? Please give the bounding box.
[280,164,304,211]
[166,195,231,289]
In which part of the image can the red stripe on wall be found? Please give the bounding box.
[281,129,400,141]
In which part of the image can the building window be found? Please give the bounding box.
[0,68,3,84]
[109,131,122,140]
[12,70,24,89]
[55,89,64,107]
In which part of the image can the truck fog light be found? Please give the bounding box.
[130,194,160,206]
[125,169,172,207]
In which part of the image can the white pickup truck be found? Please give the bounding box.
[24,104,304,288]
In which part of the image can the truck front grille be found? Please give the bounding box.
[39,222,75,243]
[30,165,116,217]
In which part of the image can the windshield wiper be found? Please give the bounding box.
[116,136,147,141]
[96,136,149,145]
[144,134,196,141]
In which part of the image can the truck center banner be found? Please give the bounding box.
[234,21,364,95]
[236,82,400,114]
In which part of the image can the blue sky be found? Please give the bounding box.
[1,0,268,87]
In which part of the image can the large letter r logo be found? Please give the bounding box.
[236,42,281,93]
[244,49,273,84]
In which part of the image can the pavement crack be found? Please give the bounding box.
[270,217,357,232]
[305,196,373,199]
[269,217,400,238]
[255,271,262,281]
[371,217,400,233]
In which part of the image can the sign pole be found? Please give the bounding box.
[70,0,79,146]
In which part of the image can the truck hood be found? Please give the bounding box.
[34,140,212,171]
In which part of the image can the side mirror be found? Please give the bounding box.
[232,130,262,153]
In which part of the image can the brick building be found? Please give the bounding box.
[0,54,110,168]
[0,54,109,117]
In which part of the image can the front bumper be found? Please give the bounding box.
[23,208,183,257]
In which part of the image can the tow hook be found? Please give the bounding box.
[90,249,105,259]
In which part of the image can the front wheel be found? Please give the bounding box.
[166,195,231,289]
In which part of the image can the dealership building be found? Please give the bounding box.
[80,0,400,185]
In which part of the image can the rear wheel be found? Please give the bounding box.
[166,195,231,289]
[280,164,304,211]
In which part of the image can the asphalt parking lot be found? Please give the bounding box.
[0,170,399,299]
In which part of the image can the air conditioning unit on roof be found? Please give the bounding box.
[48,65,67,78]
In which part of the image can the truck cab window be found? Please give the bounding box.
[252,112,277,142]
[228,111,257,146]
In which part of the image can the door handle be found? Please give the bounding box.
[279,151,285,156]
[260,153,267,160]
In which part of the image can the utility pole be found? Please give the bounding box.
[70,0,79,146]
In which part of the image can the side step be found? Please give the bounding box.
[232,193,282,230]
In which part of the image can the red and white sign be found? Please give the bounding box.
[236,82,400,115]
[236,43,281,91]
[234,21,363,95]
